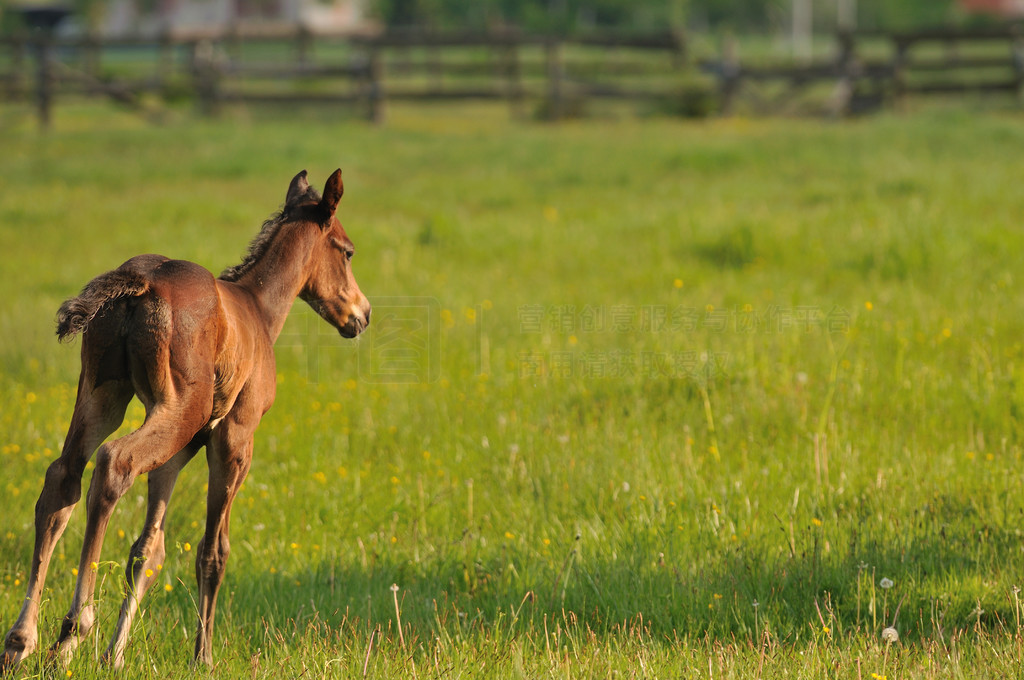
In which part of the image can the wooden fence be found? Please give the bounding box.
[0,27,687,125]
[2,25,1023,126]
[700,26,1024,116]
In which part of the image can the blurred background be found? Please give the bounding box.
[3,0,1024,125]
[0,0,1016,36]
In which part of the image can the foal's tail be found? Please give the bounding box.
[56,267,150,342]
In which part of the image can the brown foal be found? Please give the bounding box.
[1,169,370,670]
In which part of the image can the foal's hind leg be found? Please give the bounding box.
[102,443,200,669]
[1,377,132,671]
[52,403,209,664]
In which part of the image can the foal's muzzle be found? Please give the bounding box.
[339,305,370,338]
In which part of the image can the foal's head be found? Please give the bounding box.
[288,169,371,338]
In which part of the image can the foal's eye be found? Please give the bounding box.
[329,237,354,261]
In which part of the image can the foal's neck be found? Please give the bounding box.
[232,222,316,343]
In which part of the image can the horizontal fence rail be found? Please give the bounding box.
[1,25,1022,126]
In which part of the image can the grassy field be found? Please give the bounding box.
[1,101,1024,678]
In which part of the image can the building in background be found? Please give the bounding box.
[98,0,370,36]
[960,0,1024,17]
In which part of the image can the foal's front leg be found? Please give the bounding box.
[103,443,200,669]
[193,425,254,667]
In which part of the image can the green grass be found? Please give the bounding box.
[1,101,1024,678]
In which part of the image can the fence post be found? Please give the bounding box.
[1012,25,1024,106]
[719,34,740,116]
[18,7,71,130]
[427,44,442,92]
[670,29,687,69]
[192,39,223,116]
[297,25,312,69]
[544,37,564,120]
[828,30,856,117]
[504,39,524,119]
[8,36,27,101]
[82,32,102,87]
[892,36,909,110]
[156,29,173,92]
[32,34,54,129]
[367,43,385,124]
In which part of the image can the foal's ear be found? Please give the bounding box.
[286,170,310,206]
[319,169,344,219]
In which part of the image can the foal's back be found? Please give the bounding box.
[69,254,226,412]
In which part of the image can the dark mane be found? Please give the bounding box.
[218,186,321,282]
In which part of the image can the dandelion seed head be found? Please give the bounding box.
[881,627,899,643]
[879,577,894,589]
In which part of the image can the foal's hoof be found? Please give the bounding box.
[49,638,82,670]
[1,631,37,674]
[100,652,124,671]
[1,646,31,674]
